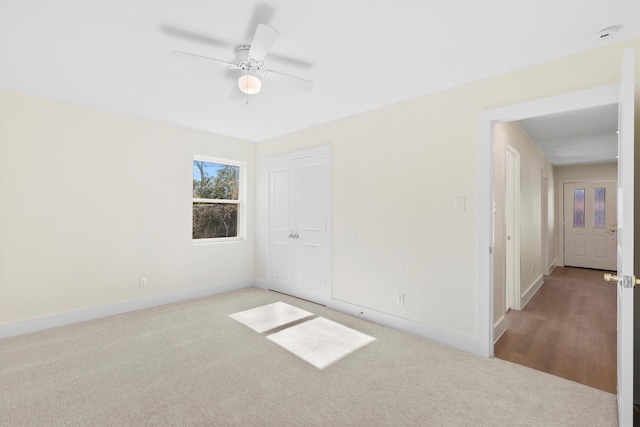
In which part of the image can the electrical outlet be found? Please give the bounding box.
[139,278,147,288]
[397,293,405,305]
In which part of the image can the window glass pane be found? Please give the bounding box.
[593,187,605,228]
[192,203,238,239]
[573,188,585,227]
[193,161,239,200]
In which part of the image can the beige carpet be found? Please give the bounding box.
[0,287,617,426]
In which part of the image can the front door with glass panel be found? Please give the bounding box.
[563,180,616,271]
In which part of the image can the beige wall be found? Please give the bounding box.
[493,122,554,329]
[1,37,638,347]
[255,38,639,342]
[0,90,256,324]
[554,163,617,181]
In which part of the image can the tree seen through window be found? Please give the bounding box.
[193,160,240,239]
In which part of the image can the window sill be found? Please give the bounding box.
[192,237,245,245]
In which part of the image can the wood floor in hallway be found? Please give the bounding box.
[494,266,617,393]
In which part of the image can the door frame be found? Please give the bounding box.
[476,83,619,358]
[541,171,549,275]
[266,144,332,305]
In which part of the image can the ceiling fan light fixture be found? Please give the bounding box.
[238,75,262,95]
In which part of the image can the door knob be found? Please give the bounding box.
[604,273,620,282]
[604,273,640,286]
[609,228,616,233]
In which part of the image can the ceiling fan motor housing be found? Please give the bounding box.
[235,45,261,73]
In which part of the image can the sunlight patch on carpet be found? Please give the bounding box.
[229,302,313,333]
[266,317,376,369]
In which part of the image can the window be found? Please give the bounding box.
[573,188,585,228]
[593,187,605,228]
[192,156,245,241]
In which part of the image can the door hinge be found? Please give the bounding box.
[489,247,493,255]
[324,221,327,231]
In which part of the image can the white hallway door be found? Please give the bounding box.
[563,180,617,271]
[612,47,634,427]
[505,144,520,310]
[268,150,331,305]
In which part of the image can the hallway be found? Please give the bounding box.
[494,267,616,393]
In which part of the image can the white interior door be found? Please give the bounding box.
[268,150,331,305]
[613,47,634,427]
[295,154,330,301]
[505,144,520,310]
[563,180,617,271]
[269,160,298,292]
[505,148,515,310]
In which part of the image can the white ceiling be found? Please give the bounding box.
[519,104,619,167]
[0,1,638,144]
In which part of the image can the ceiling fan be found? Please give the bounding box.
[171,23,314,100]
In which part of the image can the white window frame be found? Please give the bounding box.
[192,155,247,244]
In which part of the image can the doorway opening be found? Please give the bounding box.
[488,101,619,392]
[476,83,619,357]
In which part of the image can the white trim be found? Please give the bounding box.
[493,315,507,344]
[476,83,618,358]
[0,280,253,339]
[494,278,544,344]
[193,198,239,204]
[193,155,246,168]
[328,298,477,355]
[541,171,549,276]
[266,144,331,165]
[520,274,544,309]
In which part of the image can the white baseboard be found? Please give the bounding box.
[0,279,254,340]
[493,315,507,344]
[5,279,479,356]
[520,274,544,309]
[548,259,557,274]
[327,298,478,355]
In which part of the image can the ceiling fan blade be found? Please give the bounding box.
[248,24,279,62]
[261,70,314,92]
[267,53,313,69]
[171,51,238,69]
[161,25,231,48]
[245,4,276,40]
